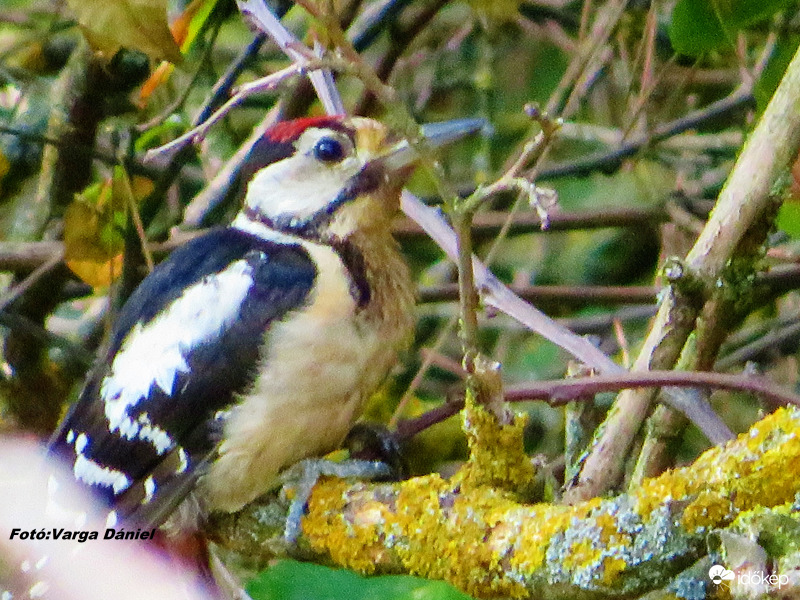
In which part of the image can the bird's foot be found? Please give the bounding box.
[280,457,393,546]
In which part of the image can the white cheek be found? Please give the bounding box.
[244,156,360,222]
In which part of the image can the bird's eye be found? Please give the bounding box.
[313,137,345,163]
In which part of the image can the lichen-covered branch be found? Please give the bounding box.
[208,406,800,600]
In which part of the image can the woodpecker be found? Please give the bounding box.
[48,115,482,529]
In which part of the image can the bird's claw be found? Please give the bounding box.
[280,458,392,545]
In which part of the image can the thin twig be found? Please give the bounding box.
[522,371,769,405]
[0,251,64,313]
[350,0,414,51]
[236,0,345,114]
[0,125,165,179]
[534,86,754,180]
[558,305,656,335]
[181,107,282,227]
[418,283,656,305]
[0,311,94,367]
[402,191,623,375]
[453,211,480,369]
[119,168,154,272]
[388,319,459,429]
[136,19,223,132]
[144,63,303,161]
[354,0,449,114]
[715,319,800,371]
[395,369,799,442]
[0,204,702,273]
[545,0,627,117]
[199,32,268,124]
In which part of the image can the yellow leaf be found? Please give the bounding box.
[64,169,151,288]
[128,174,155,199]
[66,254,125,289]
[65,0,182,63]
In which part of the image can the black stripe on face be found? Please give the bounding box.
[331,239,371,310]
[240,204,372,310]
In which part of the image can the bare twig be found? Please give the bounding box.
[535,86,754,180]
[0,204,705,273]
[236,0,345,114]
[546,0,627,117]
[144,63,304,161]
[0,241,63,273]
[715,318,800,371]
[0,311,94,367]
[558,305,657,335]
[181,107,283,227]
[402,191,623,375]
[418,283,656,305]
[395,369,796,443]
[0,251,64,313]
[119,168,154,272]
[198,32,268,124]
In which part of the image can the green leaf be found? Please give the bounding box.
[246,560,475,600]
[669,0,728,57]
[669,0,796,57]
[172,0,221,53]
[717,0,798,30]
[776,201,800,239]
[755,35,800,113]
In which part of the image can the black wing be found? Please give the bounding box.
[48,227,316,525]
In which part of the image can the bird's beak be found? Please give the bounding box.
[380,118,486,172]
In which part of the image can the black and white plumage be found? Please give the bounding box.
[48,115,483,528]
[50,228,317,524]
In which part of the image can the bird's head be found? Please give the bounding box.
[233,115,483,242]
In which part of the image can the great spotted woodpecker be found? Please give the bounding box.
[48,115,482,529]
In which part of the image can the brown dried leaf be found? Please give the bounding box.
[65,0,182,63]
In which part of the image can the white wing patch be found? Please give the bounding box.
[177,447,189,474]
[143,475,156,504]
[74,453,131,494]
[72,433,131,494]
[101,260,255,439]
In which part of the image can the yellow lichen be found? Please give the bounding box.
[594,512,619,544]
[562,538,599,571]
[510,504,574,572]
[302,477,393,573]
[635,408,800,532]
[454,393,536,498]
[602,556,628,585]
[682,491,734,532]
[294,406,800,599]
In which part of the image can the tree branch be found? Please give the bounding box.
[208,407,800,600]
[565,42,800,504]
